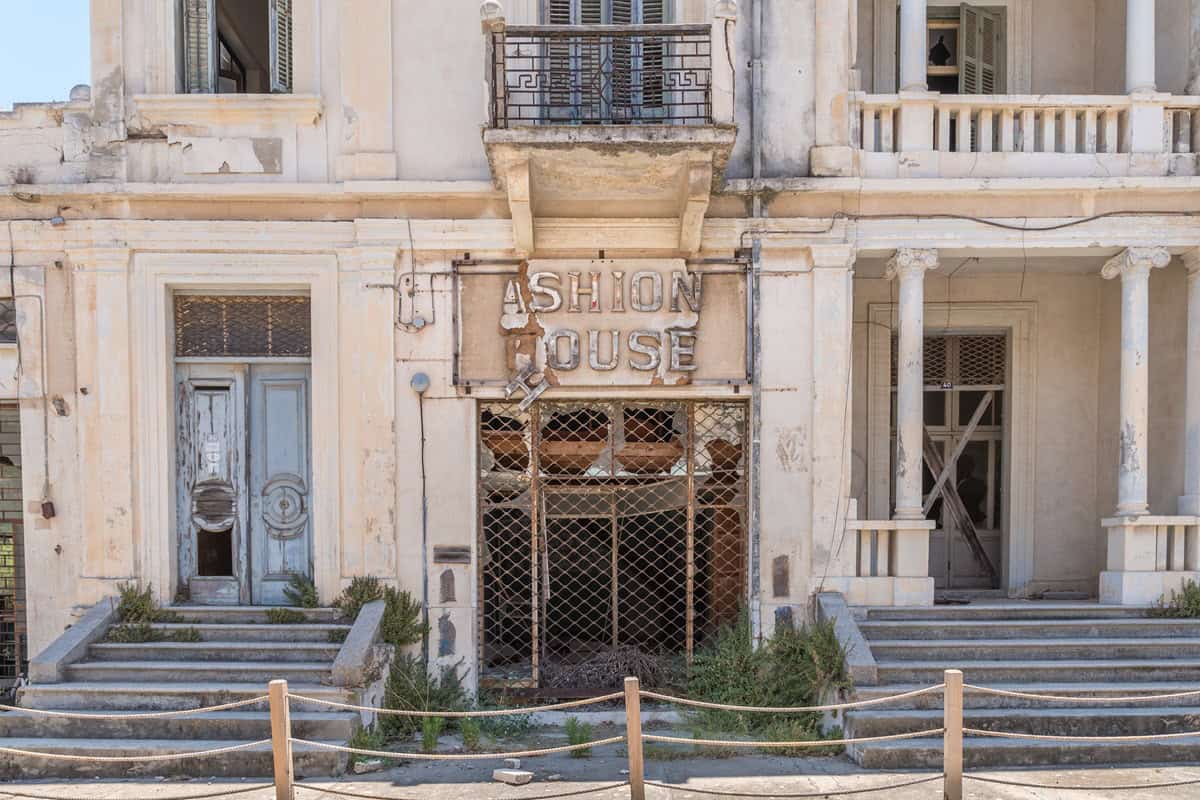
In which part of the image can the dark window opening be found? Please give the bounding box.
[198,529,235,577]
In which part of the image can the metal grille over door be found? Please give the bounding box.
[478,400,747,691]
[175,295,311,358]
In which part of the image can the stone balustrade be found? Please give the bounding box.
[1100,515,1200,604]
[821,518,936,607]
[851,92,1200,178]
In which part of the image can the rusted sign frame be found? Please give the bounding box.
[451,259,754,388]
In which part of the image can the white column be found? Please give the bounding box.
[1126,0,1157,94]
[1101,247,1170,517]
[1182,250,1200,514]
[887,249,939,520]
[899,0,928,91]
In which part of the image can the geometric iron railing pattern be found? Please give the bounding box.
[174,295,311,359]
[491,25,712,127]
[478,399,747,693]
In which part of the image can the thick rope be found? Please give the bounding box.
[963,727,1200,742]
[288,693,624,718]
[644,775,943,797]
[295,781,630,800]
[290,736,626,761]
[0,786,272,800]
[0,696,270,719]
[0,739,271,763]
[965,684,1200,704]
[966,774,1200,790]
[638,684,945,713]
[642,729,944,748]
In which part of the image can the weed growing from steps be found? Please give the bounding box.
[1150,579,1200,617]
[327,628,349,644]
[265,608,307,624]
[334,576,428,650]
[565,716,593,758]
[283,574,320,608]
[105,582,200,643]
[346,725,393,768]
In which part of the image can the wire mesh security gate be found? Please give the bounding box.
[478,400,747,692]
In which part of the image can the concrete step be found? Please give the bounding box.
[859,617,1200,641]
[167,606,342,625]
[846,707,1200,738]
[18,682,350,711]
[0,710,357,741]
[150,623,351,643]
[65,660,334,684]
[0,737,346,779]
[853,736,1200,769]
[850,681,1200,710]
[876,659,1200,684]
[89,641,342,663]
[869,638,1200,661]
[862,603,1149,621]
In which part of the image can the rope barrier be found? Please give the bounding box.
[288,693,625,718]
[0,785,272,800]
[963,727,1200,742]
[642,728,944,748]
[638,684,945,713]
[295,780,630,800]
[0,739,271,763]
[289,736,627,761]
[965,684,1200,704]
[643,775,943,797]
[966,774,1200,791]
[0,697,270,719]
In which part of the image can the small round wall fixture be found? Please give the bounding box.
[410,372,431,394]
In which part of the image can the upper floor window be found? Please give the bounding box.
[544,0,665,26]
[182,0,292,94]
[923,4,1005,94]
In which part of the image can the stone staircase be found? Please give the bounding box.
[843,603,1200,768]
[5,606,360,778]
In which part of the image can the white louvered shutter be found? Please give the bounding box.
[959,4,1001,95]
[270,0,294,93]
[183,0,216,94]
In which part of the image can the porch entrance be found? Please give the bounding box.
[893,333,1007,590]
[174,295,313,605]
[477,400,747,691]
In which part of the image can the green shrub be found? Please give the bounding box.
[104,623,202,644]
[565,717,593,758]
[283,574,320,608]
[115,582,178,624]
[327,628,349,644]
[460,718,481,751]
[265,608,307,624]
[379,655,467,738]
[346,725,391,767]
[335,576,383,621]
[1150,580,1200,617]
[685,612,850,739]
[421,716,445,753]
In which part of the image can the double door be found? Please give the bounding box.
[176,363,312,605]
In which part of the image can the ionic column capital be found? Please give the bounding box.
[1101,247,1170,280]
[885,248,939,280]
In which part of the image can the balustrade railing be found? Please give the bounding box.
[489,24,713,127]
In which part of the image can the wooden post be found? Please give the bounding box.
[943,669,963,800]
[624,677,645,800]
[269,679,294,800]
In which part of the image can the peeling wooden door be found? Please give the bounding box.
[176,364,249,605]
[248,364,312,605]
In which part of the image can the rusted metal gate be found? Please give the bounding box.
[478,400,747,692]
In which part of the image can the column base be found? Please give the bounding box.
[810,146,860,177]
[1099,570,1200,605]
[820,576,934,607]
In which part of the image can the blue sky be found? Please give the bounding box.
[0,2,91,110]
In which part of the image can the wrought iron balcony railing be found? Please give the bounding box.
[490,24,713,128]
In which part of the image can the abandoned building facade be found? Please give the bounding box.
[3,0,1200,694]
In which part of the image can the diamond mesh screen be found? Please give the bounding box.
[174,295,311,358]
[478,400,747,691]
[891,334,1004,387]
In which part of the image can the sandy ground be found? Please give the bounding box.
[3,752,1200,799]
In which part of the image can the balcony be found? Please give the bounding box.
[851,92,1200,179]
[480,2,738,255]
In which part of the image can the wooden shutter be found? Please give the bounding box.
[547,0,573,108]
[959,4,1001,95]
[183,0,216,94]
[269,0,293,93]
[612,0,634,111]
[641,0,665,109]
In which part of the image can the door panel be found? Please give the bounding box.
[176,364,249,605]
[249,364,312,605]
